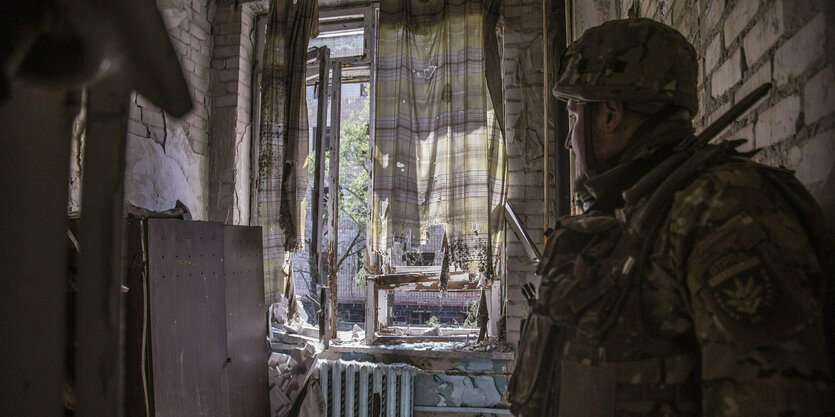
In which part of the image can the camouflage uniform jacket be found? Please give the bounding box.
[509,126,833,416]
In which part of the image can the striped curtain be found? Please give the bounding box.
[371,0,506,281]
[257,0,317,295]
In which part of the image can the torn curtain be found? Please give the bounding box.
[371,0,506,280]
[257,0,317,291]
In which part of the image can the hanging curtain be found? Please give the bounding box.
[371,0,506,281]
[257,0,318,294]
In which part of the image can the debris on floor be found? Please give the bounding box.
[268,293,323,416]
[268,342,318,417]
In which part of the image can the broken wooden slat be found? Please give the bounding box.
[310,46,330,294]
[327,60,342,340]
[391,265,442,273]
[365,277,377,344]
[368,272,477,291]
[375,335,474,344]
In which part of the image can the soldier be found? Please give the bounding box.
[508,18,833,416]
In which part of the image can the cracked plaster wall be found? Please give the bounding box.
[124,0,214,220]
[502,0,552,345]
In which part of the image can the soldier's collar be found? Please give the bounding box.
[615,123,694,165]
[582,125,693,212]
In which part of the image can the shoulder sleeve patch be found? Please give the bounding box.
[688,214,821,346]
[705,252,774,325]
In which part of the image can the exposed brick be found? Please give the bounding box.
[219,68,240,82]
[706,101,731,130]
[224,57,240,69]
[506,286,527,303]
[190,22,208,40]
[724,0,758,47]
[506,241,528,258]
[735,61,772,105]
[774,13,825,85]
[215,94,238,108]
[508,172,526,186]
[525,172,543,186]
[702,0,724,37]
[506,318,523,335]
[704,34,721,72]
[804,67,835,125]
[788,129,835,191]
[508,187,525,201]
[728,123,755,152]
[214,46,239,59]
[741,2,783,67]
[711,49,741,98]
[506,302,528,318]
[754,95,800,148]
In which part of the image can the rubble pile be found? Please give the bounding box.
[267,295,322,416]
[267,343,318,416]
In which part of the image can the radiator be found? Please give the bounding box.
[318,360,416,417]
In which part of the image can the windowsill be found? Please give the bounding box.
[325,342,515,360]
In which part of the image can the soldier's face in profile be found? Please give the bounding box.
[566,99,589,181]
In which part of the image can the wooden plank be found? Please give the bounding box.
[327,61,342,339]
[369,272,476,291]
[322,287,330,349]
[75,80,131,416]
[319,6,369,18]
[319,19,365,33]
[375,335,474,344]
[365,276,377,344]
[223,225,269,417]
[391,265,442,273]
[377,289,388,330]
[310,46,330,293]
[147,219,231,416]
[365,4,378,274]
[489,280,501,338]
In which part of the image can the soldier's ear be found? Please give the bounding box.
[599,100,624,134]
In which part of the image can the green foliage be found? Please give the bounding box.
[338,98,371,284]
[426,315,441,329]
[463,298,480,328]
[338,102,370,231]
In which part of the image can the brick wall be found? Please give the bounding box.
[499,0,835,344]
[599,0,834,227]
[502,0,552,345]
[123,0,215,220]
[208,1,264,225]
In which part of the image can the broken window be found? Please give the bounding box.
[260,1,509,347]
[364,0,507,344]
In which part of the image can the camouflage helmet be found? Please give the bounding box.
[554,18,698,116]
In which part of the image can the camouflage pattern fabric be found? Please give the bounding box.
[660,158,832,416]
[553,18,698,116]
[509,139,833,416]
